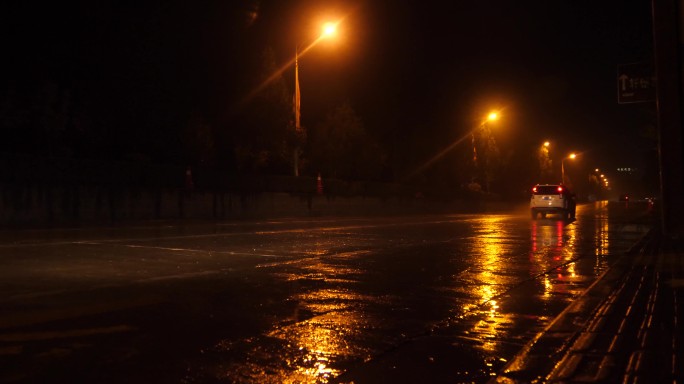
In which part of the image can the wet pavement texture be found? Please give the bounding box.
[0,201,651,383]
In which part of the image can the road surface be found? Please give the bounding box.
[0,201,651,383]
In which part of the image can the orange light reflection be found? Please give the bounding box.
[594,200,610,273]
[267,257,371,383]
[465,216,514,352]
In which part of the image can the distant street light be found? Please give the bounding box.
[292,21,339,176]
[403,109,503,183]
[539,141,552,181]
[322,22,337,37]
[470,111,501,192]
[471,111,500,167]
[561,152,577,185]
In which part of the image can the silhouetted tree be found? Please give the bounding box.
[472,123,501,192]
[232,47,295,174]
[537,143,554,183]
[306,102,385,180]
[0,81,73,157]
[184,112,216,167]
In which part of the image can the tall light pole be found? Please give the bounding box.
[292,22,338,177]
[561,152,576,185]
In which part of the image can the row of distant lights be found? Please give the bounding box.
[594,167,635,189]
[594,169,609,187]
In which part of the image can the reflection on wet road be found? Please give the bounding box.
[0,202,651,383]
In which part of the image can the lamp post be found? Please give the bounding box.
[561,152,576,185]
[292,22,338,177]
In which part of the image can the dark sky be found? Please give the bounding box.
[2,0,655,181]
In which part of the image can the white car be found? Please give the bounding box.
[530,184,576,219]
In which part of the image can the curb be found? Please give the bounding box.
[491,229,658,383]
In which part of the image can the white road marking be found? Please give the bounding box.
[0,325,135,342]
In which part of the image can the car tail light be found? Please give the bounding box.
[557,186,563,193]
[532,186,538,193]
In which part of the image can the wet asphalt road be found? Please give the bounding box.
[0,201,651,383]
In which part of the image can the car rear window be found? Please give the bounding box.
[533,185,562,195]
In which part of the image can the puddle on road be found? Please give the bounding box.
[186,304,380,383]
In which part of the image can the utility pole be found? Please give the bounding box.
[651,0,684,239]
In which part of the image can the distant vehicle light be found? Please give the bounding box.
[532,186,538,193]
[557,186,563,193]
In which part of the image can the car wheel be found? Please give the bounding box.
[541,212,547,219]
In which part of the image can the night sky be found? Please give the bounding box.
[2,0,656,190]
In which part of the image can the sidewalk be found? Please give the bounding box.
[492,228,684,383]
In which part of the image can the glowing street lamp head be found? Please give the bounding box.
[569,153,577,159]
[321,22,337,38]
[543,141,550,148]
[487,112,498,121]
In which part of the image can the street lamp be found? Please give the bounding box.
[470,111,501,192]
[471,111,500,167]
[561,152,576,185]
[539,141,552,181]
[292,22,339,176]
